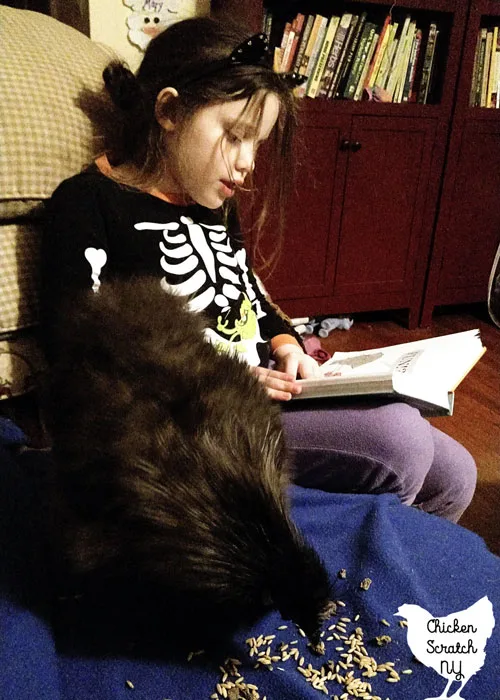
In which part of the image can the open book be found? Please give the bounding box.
[293,329,486,415]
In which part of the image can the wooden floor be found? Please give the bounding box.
[318,303,500,556]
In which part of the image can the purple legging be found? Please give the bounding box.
[281,400,477,523]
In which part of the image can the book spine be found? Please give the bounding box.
[285,13,305,72]
[298,14,323,77]
[481,29,493,107]
[296,15,328,98]
[470,31,483,106]
[365,14,391,89]
[317,13,352,98]
[344,23,376,100]
[328,14,360,99]
[395,22,416,103]
[336,12,368,99]
[262,9,269,35]
[417,23,438,104]
[293,14,315,74]
[305,16,329,82]
[279,21,294,72]
[403,28,422,102]
[424,29,440,104]
[386,15,412,98]
[307,16,340,98]
[487,25,499,107]
[493,35,500,108]
[475,29,488,107]
[377,23,399,89]
[354,31,379,100]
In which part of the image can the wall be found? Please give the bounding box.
[87,0,209,70]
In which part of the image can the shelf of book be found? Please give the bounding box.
[262,1,467,114]
[468,13,500,108]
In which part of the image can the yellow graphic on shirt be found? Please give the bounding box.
[216,294,257,345]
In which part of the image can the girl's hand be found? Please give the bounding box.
[272,343,320,380]
[252,366,302,402]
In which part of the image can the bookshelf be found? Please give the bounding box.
[421,0,500,324]
[211,1,478,327]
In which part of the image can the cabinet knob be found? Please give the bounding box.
[339,139,362,152]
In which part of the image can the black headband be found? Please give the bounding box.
[229,33,306,88]
[174,32,307,90]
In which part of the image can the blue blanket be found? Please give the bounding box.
[1,444,499,700]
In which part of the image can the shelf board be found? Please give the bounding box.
[465,106,500,119]
[297,97,447,120]
[477,0,500,17]
[326,0,460,11]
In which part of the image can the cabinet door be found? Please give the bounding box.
[253,113,349,301]
[436,120,500,302]
[334,116,437,303]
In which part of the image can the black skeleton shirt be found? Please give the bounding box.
[41,168,300,367]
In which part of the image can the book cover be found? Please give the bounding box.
[365,14,392,89]
[328,14,361,99]
[307,16,341,98]
[318,12,353,98]
[292,329,486,416]
[293,14,315,74]
[335,11,368,98]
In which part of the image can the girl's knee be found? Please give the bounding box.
[415,437,477,522]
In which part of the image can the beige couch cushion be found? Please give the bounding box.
[0,222,40,335]
[0,7,117,399]
[0,6,115,219]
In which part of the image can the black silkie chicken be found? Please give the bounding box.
[46,277,332,649]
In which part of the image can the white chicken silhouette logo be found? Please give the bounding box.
[395,597,495,700]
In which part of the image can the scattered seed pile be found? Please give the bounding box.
[125,572,416,700]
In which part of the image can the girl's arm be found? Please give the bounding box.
[226,206,319,388]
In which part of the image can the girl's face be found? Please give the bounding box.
[161,90,281,209]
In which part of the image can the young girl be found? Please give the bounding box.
[42,16,476,523]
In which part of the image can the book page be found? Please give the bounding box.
[320,329,484,391]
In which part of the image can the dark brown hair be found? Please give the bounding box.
[98,17,299,268]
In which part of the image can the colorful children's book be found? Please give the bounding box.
[292,329,486,416]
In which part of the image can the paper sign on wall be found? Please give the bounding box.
[123,0,209,51]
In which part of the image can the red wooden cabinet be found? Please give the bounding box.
[421,0,500,324]
[213,0,472,327]
[254,105,442,328]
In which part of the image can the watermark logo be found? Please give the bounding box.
[395,596,494,700]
